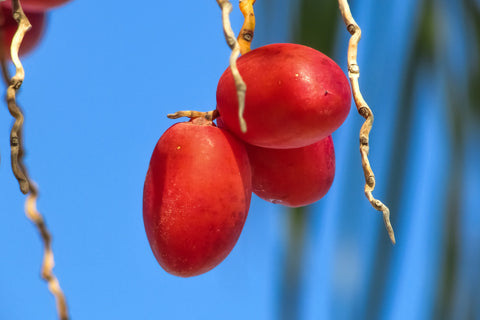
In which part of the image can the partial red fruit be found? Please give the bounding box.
[246,135,335,207]
[216,43,351,149]
[143,118,252,277]
[3,0,70,12]
[0,4,46,58]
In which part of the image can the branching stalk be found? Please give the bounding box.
[337,0,396,244]
[2,1,70,319]
[216,0,247,132]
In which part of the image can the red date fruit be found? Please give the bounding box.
[246,135,335,207]
[143,118,252,277]
[3,0,70,12]
[0,4,45,58]
[216,43,351,149]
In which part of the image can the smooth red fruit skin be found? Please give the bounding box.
[143,119,252,277]
[0,4,46,58]
[246,135,335,207]
[216,43,351,149]
[3,0,70,12]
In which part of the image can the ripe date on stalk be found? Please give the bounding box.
[143,118,252,277]
[0,4,46,58]
[216,43,351,149]
[246,135,335,207]
[2,0,71,12]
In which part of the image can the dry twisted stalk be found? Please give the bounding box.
[25,184,69,320]
[2,1,70,318]
[216,0,247,132]
[337,0,396,244]
[7,0,30,194]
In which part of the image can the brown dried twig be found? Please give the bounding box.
[2,1,70,319]
[216,0,247,132]
[7,0,30,194]
[337,0,396,244]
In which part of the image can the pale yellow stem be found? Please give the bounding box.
[337,0,396,244]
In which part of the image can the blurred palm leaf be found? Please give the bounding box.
[259,0,480,319]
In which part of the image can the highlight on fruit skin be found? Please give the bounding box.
[143,118,252,277]
[0,3,46,58]
[216,43,351,149]
[246,135,336,207]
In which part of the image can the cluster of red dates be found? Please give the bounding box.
[0,0,70,57]
[143,43,352,277]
